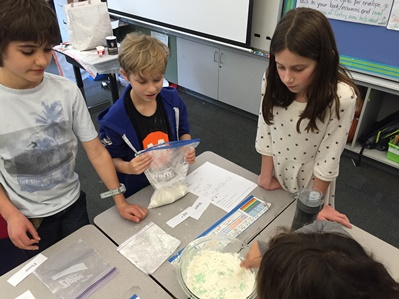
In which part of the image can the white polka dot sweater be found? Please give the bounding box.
[256,74,357,205]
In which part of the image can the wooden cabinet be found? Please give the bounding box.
[177,37,268,115]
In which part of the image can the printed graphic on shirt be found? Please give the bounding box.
[1,101,73,192]
[100,135,112,147]
[142,131,169,149]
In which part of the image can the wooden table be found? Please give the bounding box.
[94,151,295,298]
[251,202,399,281]
[0,225,173,299]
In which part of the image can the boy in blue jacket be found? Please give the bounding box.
[98,33,195,198]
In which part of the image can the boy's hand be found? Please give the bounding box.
[117,202,148,223]
[185,147,196,164]
[128,154,152,175]
[240,241,262,269]
[8,213,40,250]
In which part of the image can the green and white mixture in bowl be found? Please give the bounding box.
[177,235,257,299]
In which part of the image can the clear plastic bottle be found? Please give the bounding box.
[291,188,324,230]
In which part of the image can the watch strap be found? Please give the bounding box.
[100,183,126,199]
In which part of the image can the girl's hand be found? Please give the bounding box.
[128,154,152,175]
[258,174,282,191]
[317,205,352,228]
[240,241,262,269]
[185,147,196,164]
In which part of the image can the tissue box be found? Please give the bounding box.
[387,140,399,163]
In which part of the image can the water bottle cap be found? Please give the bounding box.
[309,191,320,202]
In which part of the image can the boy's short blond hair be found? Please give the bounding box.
[118,33,169,78]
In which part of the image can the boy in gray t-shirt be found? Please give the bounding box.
[0,0,147,275]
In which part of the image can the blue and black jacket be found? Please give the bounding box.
[98,85,190,197]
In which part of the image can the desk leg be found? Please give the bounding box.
[108,73,119,104]
[72,65,86,101]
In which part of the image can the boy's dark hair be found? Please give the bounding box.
[0,0,60,66]
[262,7,360,133]
[257,232,399,299]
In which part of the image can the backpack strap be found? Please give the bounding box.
[355,145,366,167]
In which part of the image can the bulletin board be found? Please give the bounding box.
[284,0,399,81]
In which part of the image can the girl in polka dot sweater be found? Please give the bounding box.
[255,8,360,228]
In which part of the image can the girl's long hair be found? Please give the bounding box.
[262,8,359,133]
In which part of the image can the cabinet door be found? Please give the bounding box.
[218,49,268,115]
[177,38,219,99]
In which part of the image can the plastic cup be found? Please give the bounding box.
[96,46,105,57]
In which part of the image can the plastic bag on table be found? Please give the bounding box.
[117,222,181,274]
[64,0,113,51]
[34,239,117,299]
[139,138,200,209]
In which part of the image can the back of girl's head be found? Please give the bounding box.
[0,0,60,67]
[257,232,399,299]
[118,33,170,78]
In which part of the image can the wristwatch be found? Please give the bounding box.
[100,183,126,199]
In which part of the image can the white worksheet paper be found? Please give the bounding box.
[185,162,257,212]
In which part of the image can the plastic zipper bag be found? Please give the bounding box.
[117,222,181,274]
[34,239,117,299]
[138,138,200,209]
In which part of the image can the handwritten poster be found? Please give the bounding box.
[387,0,399,30]
[296,0,394,26]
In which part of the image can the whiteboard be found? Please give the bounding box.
[107,0,253,47]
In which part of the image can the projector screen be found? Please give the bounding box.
[107,0,253,47]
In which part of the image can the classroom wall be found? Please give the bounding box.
[251,0,284,51]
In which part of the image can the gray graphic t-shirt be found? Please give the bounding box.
[0,73,97,217]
